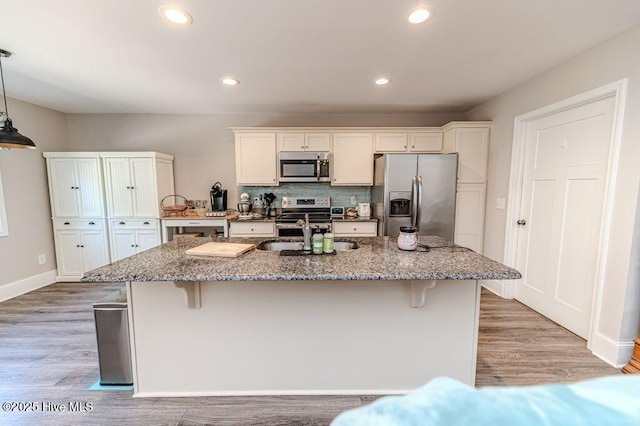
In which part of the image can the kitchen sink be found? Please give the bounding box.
[257,240,358,252]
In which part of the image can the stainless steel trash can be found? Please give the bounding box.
[93,289,133,385]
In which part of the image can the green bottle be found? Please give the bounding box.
[323,232,334,253]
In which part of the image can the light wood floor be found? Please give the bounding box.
[0,283,619,425]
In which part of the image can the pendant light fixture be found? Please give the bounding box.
[0,49,36,150]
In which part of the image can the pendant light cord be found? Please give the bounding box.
[0,54,8,118]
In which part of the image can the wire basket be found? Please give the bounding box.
[161,195,188,217]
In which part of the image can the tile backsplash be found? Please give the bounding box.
[240,183,371,207]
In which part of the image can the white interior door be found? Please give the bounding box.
[515,96,616,338]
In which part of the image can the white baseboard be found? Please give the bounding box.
[0,269,57,302]
[480,280,514,299]
[590,330,635,368]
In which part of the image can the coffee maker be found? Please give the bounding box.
[210,182,228,211]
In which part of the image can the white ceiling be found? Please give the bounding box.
[1,0,639,115]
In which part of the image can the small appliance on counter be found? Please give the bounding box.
[357,202,370,217]
[237,192,252,218]
[331,206,345,218]
[210,182,228,212]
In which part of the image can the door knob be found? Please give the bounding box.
[517,219,527,226]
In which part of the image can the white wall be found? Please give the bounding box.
[466,24,640,365]
[65,112,461,205]
[0,98,68,297]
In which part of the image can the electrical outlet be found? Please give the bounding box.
[351,195,357,205]
[38,254,46,265]
[496,198,506,210]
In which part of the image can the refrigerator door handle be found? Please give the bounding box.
[416,176,423,231]
[411,176,418,227]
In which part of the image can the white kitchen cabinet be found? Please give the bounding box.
[454,183,486,254]
[332,221,377,237]
[234,133,278,186]
[409,132,443,152]
[102,152,174,218]
[109,219,161,261]
[442,122,490,183]
[374,133,408,152]
[229,221,275,237]
[53,219,109,281]
[374,131,442,153]
[44,153,104,218]
[278,132,331,152]
[332,133,374,185]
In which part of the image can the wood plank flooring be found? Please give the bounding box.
[0,283,619,425]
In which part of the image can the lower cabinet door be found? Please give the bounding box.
[56,230,84,277]
[81,229,110,271]
[135,229,161,253]
[111,229,137,262]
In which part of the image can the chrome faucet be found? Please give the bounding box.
[296,213,312,252]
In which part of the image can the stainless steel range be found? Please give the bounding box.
[276,197,331,237]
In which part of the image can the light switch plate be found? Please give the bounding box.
[496,198,506,210]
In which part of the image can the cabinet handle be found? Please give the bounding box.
[126,186,130,189]
[250,228,254,232]
[89,222,95,225]
[143,221,150,225]
[64,222,71,225]
[403,146,407,149]
[119,222,126,225]
[130,186,135,190]
[412,145,415,148]
[273,178,276,182]
[131,244,135,247]
[301,145,305,149]
[76,244,80,248]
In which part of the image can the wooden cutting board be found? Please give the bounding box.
[185,242,256,258]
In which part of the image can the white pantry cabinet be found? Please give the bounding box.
[43,153,104,218]
[234,133,278,186]
[454,183,486,254]
[102,152,174,218]
[278,132,331,152]
[332,133,374,185]
[442,122,490,183]
[109,219,161,262]
[53,219,109,281]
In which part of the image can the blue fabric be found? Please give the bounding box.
[331,375,640,426]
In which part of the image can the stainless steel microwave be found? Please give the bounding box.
[278,152,331,182]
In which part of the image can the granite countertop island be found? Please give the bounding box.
[82,236,520,283]
[82,236,520,398]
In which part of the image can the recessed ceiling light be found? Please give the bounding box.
[159,5,193,25]
[374,77,391,86]
[408,8,431,24]
[221,77,240,86]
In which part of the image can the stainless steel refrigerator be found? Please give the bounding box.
[372,153,458,239]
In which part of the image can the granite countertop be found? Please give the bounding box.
[229,216,277,222]
[82,236,521,283]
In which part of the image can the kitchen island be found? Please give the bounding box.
[83,236,520,397]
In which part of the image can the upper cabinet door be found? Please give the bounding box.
[48,158,80,217]
[374,133,408,152]
[235,133,278,186]
[278,133,305,151]
[75,157,104,217]
[409,132,443,152]
[104,157,134,217]
[130,158,157,217]
[332,133,374,185]
[304,133,331,151]
[443,126,489,183]
[47,156,104,218]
